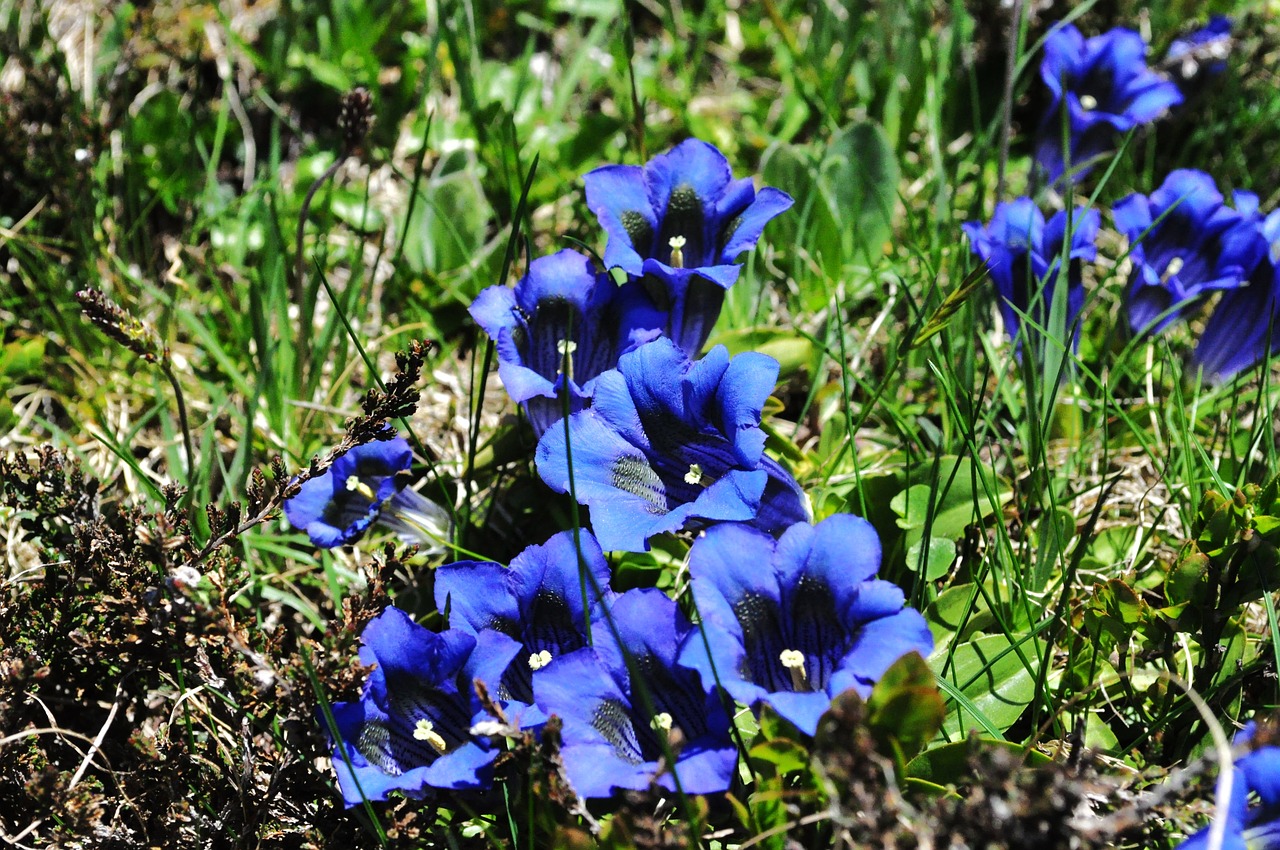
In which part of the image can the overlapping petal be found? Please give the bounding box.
[963,199,1099,354]
[435,530,615,703]
[683,516,933,736]
[532,589,736,798]
[325,608,522,806]
[535,337,808,552]
[1116,170,1268,334]
[1035,25,1183,184]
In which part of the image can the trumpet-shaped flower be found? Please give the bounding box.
[533,588,737,798]
[584,139,793,356]
[1176,722,1280,849]
[1115,170,1267,334]
[1193,203,1280,382]
[535,337,808,553]
[682,516,934,736]
[1165,17,1232,84]
[962,199,1099,352]
[471,249,642,437]
[1034,24,1183,185]
[285,437,451,551]
[435,529,615,704]
[325,607,522,806]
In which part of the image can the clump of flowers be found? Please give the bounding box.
[311,140,928,811]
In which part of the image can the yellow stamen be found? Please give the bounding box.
[345,475,376,501]
[650,712,674,732]
[1079,94,1098,111]
[413,718,448,753]
[528,650,553,671]
[1163,256,1185,283]
[684,464,704,485]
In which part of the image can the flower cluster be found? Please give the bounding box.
[965,19,1277,383]
[297,141,933,807]
[967,168,1279,382]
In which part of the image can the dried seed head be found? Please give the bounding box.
[339,87,374,154]
[75,288,161,362]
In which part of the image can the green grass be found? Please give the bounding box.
[2,0,1279,846]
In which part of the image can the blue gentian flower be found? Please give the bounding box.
[532,588,737,798]
[584,139,793,357]
[470,249,641,437]
[535,337,808,553]
[1193,202,1280,382]
[325,607,522,806]
[1176,722,1280,850]
[962,199,1100,352]
[1166,17,1232,83]
[1034,24,1183,185]
[285,437,451,551]
[435,529,615,704]
[681,516,934,736]
[1115,170,1268,334]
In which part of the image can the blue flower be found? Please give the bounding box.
[1034,24,1183,185]
[1115,170,1268,334]
[325,607,522,806]
[535,337,808,553]
[470,249,641,437]
[1193,203,1280,383]
[1176,722,1280,850]
[532,588,737,798]
[1166,17,1232,83]
[584,139,793,357]
[962,199,1100,353]
[681,516,934,736]
[434,529,616,704]
[285,437,452,551]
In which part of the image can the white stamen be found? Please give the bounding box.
[1163,256,1185,282]
[413,718,448,753]
[780,649,809,691]
[684,463,704,485]
[1079,94,1098,111]
[557,339,577,378]
[668,235,687,269]
[528,649,553,671]
[650,712,674,732]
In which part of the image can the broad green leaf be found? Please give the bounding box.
[934,633,1044,738]
[820,121,898,266]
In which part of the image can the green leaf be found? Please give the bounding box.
[866,652,945,760]
[907,535,957,581]
[906,739,1051,784]
[819,121,898,266]
[749,739,812,777]
[934,634,1044,738]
